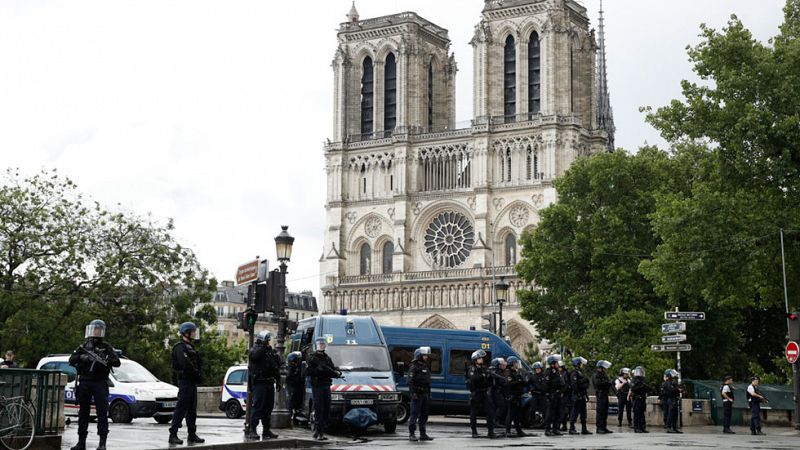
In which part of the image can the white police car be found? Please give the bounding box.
[219,364,247,419]
[37,354,179,424]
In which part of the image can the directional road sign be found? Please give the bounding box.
[665,311,705,321]
[236,259,260,285]
[787,341,799,364]
[661,322,687,334]
[662,334,687,343]
[651,344,692,352]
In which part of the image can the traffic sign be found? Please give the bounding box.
[661,322,687,334]
[651,344,692,352]
[236,259,260,285]
[665,311,705,321]
[662,334,687,343]
[787,341,799,364]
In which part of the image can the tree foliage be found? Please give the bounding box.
[0,169,244,385]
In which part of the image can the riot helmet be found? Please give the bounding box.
[546,354,562,366]
[314,337,327,352]
[664,369,678,379]
[85,319,106,338]
[471,349,487,363]
[620,367,631,377]
[532,361,543,371]
[490,357,507,368]
[596,360,612,370]
[287,351,302,362]
[506,356,521,368]
[557,360,566,369]
[256,330,271,344]
[571,356,587,368]
[179,322,200,341]
[414,346,432,361]
[633,366,645,378]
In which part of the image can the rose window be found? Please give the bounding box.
[423,211,475,268]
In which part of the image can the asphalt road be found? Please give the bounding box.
[60,416,800,450]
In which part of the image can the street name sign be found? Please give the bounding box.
[236,259,260,285]
[662,334,687,343]
[665,311,705,321]
[651,344,692,352]
[787,341,799,364]
[661,322,687,334]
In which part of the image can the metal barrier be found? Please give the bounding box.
[0,368,65,435]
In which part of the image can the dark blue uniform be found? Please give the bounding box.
[543,366,565,435]
[720,383,734,432]
[306,350,340,439]
[503,367,526,436]
[616,376,632,426]
[559,368,572,430]
[407,357,432,438]
[466,362,494,437]
[69,338,120,444]
[529,370,546,427]
[631,377,651,432]
[248,343,281,437]
[569,368,590,433]
[170,340,202,437]
[661,378,681,432]
[592,370,613,433]
[747,384,765,435]
[286,359,304,420]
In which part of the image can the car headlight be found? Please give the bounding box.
[379,393,399,401]
[331,393,344,401]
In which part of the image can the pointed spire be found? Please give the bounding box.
[346,1,359,23]
[596,0,615,152]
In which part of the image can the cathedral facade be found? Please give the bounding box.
[319,0,614,354]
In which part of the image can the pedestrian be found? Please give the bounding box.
[615,367,632,427]
[407,346,433,442]
[466,349,495,438]
[720,375,735,434]
[168,322,205,446]
[489,357,508,428]
[630,366,651,433]
[306,337,342,441]
[529,362,546,428]
[662,369,682,433]
[503,356,526,437]
[659,372,669,429]
[543,354,565,436]
[246,330,281,440]
[1,350,18,369]
[592,360,613,434]
[286,351,305,424]
[746,376,767,435]
[68,319,121,450]
[558,359,572,432]
[568,357,591,435]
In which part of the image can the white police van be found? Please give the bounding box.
[219,364,247,419]
[37,354,179,424]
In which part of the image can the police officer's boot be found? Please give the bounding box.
[419,428,433,441]
[187,432,205,443]
[245,429,260,440]
[168,433,183,445]
[756,428,766,435]
[471,428,479,438]
[581,424,592,435]
[568,424,579,435]
[409,431,418,442]
[96,435,107,450]
[70,435,87,450]
[723,427,735,434]
[263,429,278,439]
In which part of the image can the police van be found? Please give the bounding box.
[36,355,179,424]
[381,326,536,426]
[290,315,400,432]
[218,363,247,419]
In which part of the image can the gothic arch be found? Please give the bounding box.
[352,43,377,66]
[496,200,538,230]
[375,38,400,61]
[346,213,393,248]
[493,21,519,44]
[506,319,536,356]
[418,314,457,330]
[518,18,545,44]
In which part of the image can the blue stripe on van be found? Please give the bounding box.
[225,385,247,400]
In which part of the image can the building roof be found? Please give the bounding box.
[211,282,318,312]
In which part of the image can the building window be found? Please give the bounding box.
[361,57,374,135]
[526,147,532,180]
[528,31,541,115]
[503,35,516,122]
[505,233,517,265]
[428,61,434,129]
[505,148,512,182]
[424,211,475,268]
[359,243,371,275]
[382,241,394,274]
[384,53,396,136]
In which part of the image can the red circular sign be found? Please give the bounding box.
[787,341,800,364]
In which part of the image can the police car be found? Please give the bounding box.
[219,364,247,419]
[36,354,179,424]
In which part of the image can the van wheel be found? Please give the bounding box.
[396,401,409,424]
[154,416,171,424]
[225,400,243,419]
[384,420,397,433]
[109,400,132,423]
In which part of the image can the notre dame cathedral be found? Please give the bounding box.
[319,0,614,354]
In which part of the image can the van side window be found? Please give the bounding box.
[389,346,443,374]
[227,369,247,385]
[449,350,492,376]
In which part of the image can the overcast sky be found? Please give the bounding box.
[0,0,786,298]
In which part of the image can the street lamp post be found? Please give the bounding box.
[495,277,508,338]
[272,225,294,428]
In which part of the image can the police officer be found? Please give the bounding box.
[408,346,433,442]
[246,330,281,440]
[489,358,508,428]
[592,360,613,434]
[630,366,651,433]
[720,375,735,434]
[169,322,204,445]
[503,356,526,437]
[615,368,632,427]
[529,362,546,428]
[543,354,565,436]
[466,349,495,438]
[568,357,591,435]
[746,376,767,435]
[307,337,342,441]
[662,369,682,433]
[558,359,572,432]
[69,319,121,450]
[286,351,305,424]
[659,372,669,429]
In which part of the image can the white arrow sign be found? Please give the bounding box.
[661,322,686,334]
[662,334,687,343]
[651,344,692,352]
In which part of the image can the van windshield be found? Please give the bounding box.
[114,360,159,383]
[326,345,391,372]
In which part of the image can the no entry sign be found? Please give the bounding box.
[787,341,799,364]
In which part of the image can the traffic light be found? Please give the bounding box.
[481,313,496,334]
[254,283,267,313]
[244,308,258,331]
[788,311,800,341]
[236,311,245,330]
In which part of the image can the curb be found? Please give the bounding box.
[151,438,322,450]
